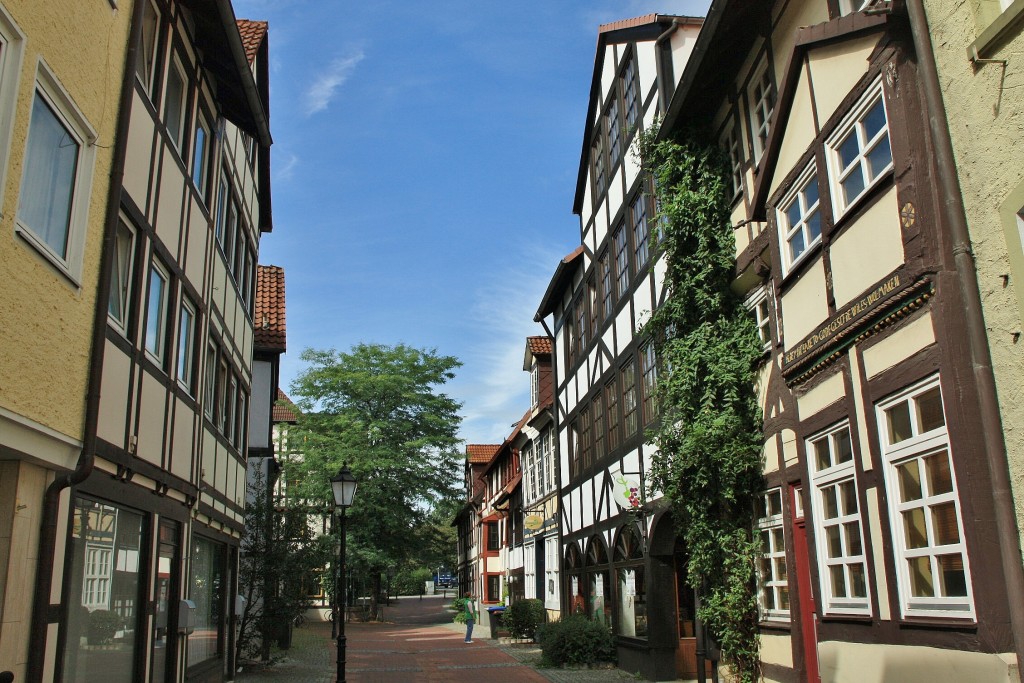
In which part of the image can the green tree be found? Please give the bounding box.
[639,129,765,682]
[237,465,331,662]
[285,343,464,618]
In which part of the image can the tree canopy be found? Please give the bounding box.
[284,343,464,600]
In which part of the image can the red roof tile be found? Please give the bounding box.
[526,336,552,356]
[467,444,501,464]
[236,19,267,66]
[274,389,298,423]
[598,14,658,33]
[255,265,286,351]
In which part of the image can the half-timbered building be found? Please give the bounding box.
[655,0,1024,681]
[515,336,561,619]
[533,14,704,680]
[479,418,525,607]
[27,3,273,682]
[455,444,501,600]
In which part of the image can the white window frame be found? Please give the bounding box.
[163,55,188,154]
[108,217,136,334]
[191,112,211,200]
[876,376,975,619]
[135,0,161,97]
[545,534,561,611]
[176,296,196,392]
[0,7,25,219]
[745,286,772,350]
[757,488,790,621]
[530,361,539,408]
[747,57,774,162]
[777,163,822,274]
[825,79,893,220]
[808,422,871,615]
[15,62,97,284]
[144,260,170,364]
[722,121,744,198]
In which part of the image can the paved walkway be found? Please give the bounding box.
[235,595,639,683]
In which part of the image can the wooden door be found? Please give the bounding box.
[791,484,820,683]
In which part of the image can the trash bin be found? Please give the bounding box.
[487,606,506,639]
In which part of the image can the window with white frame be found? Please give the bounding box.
[144,260,170,363]
[539,427,554,495]
[614,222,629,298]
[877,377,974,617]
[0,11,23,213]
[808,423,870,614]
[777,165,822,272]
[523,441,538,501]
[108,218,135,331]
[176,296,196,392]
[163,56,187,153]
[723,122,744,197]
[748,58,774,162]
[136,0,161,96]
[524,543,536,599]
[16,72,97,281]
[826,80,892,217]
[192,113,210,199]
[745,287,772,350]
[530,361,539,407]
[757,488,790,620]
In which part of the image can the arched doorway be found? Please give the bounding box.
[584,535,612,627]
[649,512,699,679]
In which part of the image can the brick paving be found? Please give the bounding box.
[235,595,642,683]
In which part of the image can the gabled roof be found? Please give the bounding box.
[273,389,298,423]
[534,246,584,321]
[237,19,267,65]
[572,14,704,215]
[467,444,501,464]
[524,335,553,370]
[254,265,286,351]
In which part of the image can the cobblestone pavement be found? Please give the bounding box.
[235,595,646,683]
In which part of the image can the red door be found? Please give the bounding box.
[790,484,820,683]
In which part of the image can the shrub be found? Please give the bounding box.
[450,597,467,624]
[88,609,123,645]
[535,614,616,667]
[504,598,546,640]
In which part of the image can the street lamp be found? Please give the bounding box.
[330,465,357,683]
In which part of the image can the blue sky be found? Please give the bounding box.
[233,0,711,445]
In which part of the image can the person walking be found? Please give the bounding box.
[464,592,478,643]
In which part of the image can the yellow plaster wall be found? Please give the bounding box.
[923,0,1024,551]
[807,35,881,128]
[769,69,816,199]
[780,257,829,345]
[0,0,132,440]
[829,188,904,307]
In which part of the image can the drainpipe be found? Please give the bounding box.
[655,19,682,114]
[904,0,1024,673]
[26,3,142,681]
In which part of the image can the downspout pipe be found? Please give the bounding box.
[655,19,683,114]
[26,3,142,681]
[904,0,1024,673]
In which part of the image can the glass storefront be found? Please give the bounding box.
[585,536,612,627]
[62,497,145,683]
[188,535,225,668]
[614,524,647,638]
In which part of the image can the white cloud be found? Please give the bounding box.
[452,244,568,445]
[304,50,365,116]
[273,152,299,182]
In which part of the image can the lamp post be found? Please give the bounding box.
[330,465,357,683]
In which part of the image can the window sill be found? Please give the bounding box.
[969,0,1024,60]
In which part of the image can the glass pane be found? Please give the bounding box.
[931,502,961,545]
[866,134,892,179]
[845,522,863,556]
[830,565,847,598]
[768,490,783,516]
[903,507,929,549]
[145,267,166,357]
[188,537,224,666]
[807,208,822,242]
[916,388,945,432]
[761,530,771,553]
[18,93,79,257]
[863,99,887,140]
[192,125,206,188]
[778,586,790,611]
[826,525,843,558]
[898,460,923,501]
[887,401,913,443]
[772,528,784,552]
[775,557,788,582]
[814,438,832,471]
[908,556,935,597]
[838,130,860,169]
[789,231,806,262]
[836,430,853,463]
[937,554,967,597]
[850,563,867,598]
[842,170,866,206]
[763,585,776,610]
[804,175,819,206]
[786,200,802,229]
[925,451,953,496]
[822,486,839,519]
[840,480,858,515]
[164,66,185,149]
